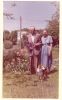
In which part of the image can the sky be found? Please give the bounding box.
[3,1,57,31]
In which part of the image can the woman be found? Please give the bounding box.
[41,29,53,80]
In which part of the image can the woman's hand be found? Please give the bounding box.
[48,44,52,56]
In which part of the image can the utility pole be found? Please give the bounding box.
[16,16,22,49]
[20,16,22,49]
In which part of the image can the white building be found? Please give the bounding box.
[17,30,28,45]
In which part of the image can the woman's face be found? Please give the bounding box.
[43,30,48,37]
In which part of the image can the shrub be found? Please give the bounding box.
[4,40,13,49]
[3,30,11,41]
[10,31,17,45]
[3,46,29,72]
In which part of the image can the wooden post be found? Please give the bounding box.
[20,16,22,49]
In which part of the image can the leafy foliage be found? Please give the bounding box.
[47,2,59,35]
[10,30,17,45]
[3,30,11,41]
[4,40,13,49]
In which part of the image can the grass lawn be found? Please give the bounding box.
[3,47,59,98]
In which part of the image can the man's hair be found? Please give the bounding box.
[29,26,35,31]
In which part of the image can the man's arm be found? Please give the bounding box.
[34,34,42,47]
[34,42,41,47]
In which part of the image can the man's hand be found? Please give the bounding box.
[34,42,41,47]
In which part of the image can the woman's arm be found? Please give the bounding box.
[50,36,53,50]
[50,43,53,50]
[48,36,53,55]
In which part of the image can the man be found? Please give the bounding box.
[27,27,41,74]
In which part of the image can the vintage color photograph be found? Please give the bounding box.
[3,1,59,98]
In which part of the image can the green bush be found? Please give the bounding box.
[10,31,17,45]
[3,30,11,41]
[3,47,29,72]
[4,40,13,49]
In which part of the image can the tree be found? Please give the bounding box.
[10,30,17,45]
[3,30,11,41]
[47,19,59,36]
[47,2,59,36]
[46,2,59,46]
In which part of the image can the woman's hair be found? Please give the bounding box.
[43,29,48,33]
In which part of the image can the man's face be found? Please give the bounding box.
[29,27,35,35]
[30,29,34,34]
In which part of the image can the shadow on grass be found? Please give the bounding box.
[48,69,58,75]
